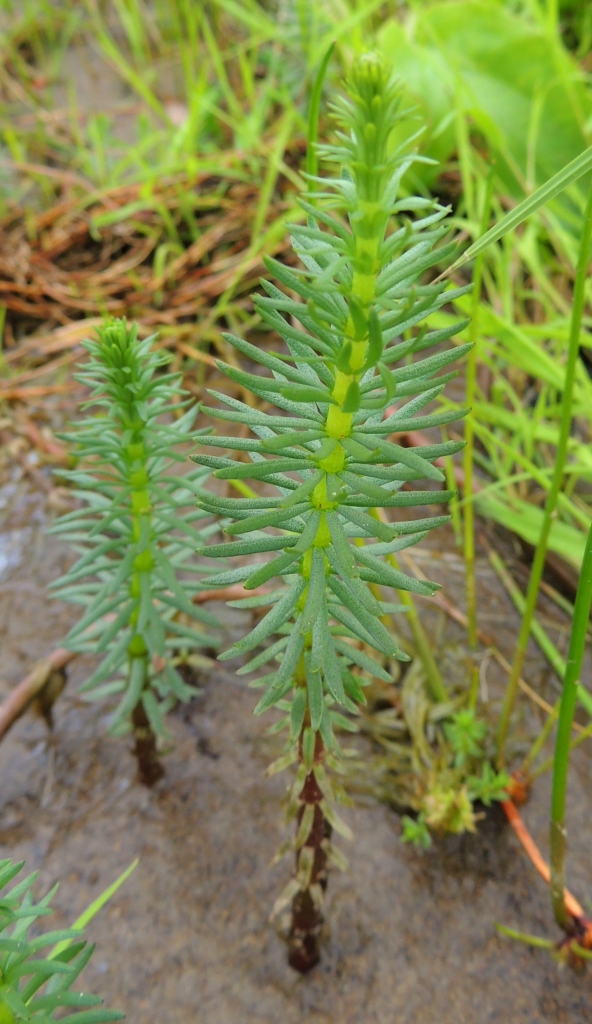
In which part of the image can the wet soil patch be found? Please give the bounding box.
[1,488,592,1024]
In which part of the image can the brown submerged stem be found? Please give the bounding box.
[288,730,331,973]
[132,699,164,787]
[0,647,74,741]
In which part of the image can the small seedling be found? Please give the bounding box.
[357,667,510,840]
[50,319,217,785]
[0,858,123,1023]
[192,52,475,970]
[401,813,432,850]
[445,708,488,767]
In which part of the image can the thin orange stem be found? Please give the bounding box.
[502,799,584,920]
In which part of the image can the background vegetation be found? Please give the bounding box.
[1,0,592,1001]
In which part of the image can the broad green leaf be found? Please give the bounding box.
[378,1,592,231]
[476,493,587,568]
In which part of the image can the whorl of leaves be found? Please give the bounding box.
[0,860,122,1024]
[50,319,217,738]
[192,52,470,748]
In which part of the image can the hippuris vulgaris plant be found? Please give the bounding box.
[191,51,471,971]
[50,319,217,785]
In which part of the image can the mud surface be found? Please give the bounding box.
[3,27,592,1024]
[1,482,592,1024]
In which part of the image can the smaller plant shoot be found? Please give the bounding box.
[0,859,123,1023]
[50,319,217,785]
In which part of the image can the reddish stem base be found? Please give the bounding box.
[287,770,331,973]
[132,702,164,787]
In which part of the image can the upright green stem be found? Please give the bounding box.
[550,523,592,931]
[126,417,163,785]
[489,548,566,679]
[388,560,448,703]
[370,510,447,702]
[491,547,592,776]
[496,180,592,766]
[521,704,559,776]
[531,718,592,780]
[463,176,493,651]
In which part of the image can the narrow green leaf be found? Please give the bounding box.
[322,640,345,705]
[280,470,324,507]
[328,577,404,658]
[224,502,309,536]
[355,548,438,595]
[141,690,168,740]
[201,564,255,587]
[214,458,306,480]
[280,384,334,404]
[342,380,361,413]
[219,578,306,659]
[244,549,302,590]
[254,628,304,714]
[110,657,145,727]
[261,429,324,450]
[291,687,308,739]
[444,144,592,275]
[306,42,335,188]
[342,669,368,704]
[202,535,297,558]
[339,506,396,541]
[299,548,326,633]
[333,637,391,682]
[306,665,324,732]
[326,511,358,575]
[373,438,445,483]
[318,699,334,752]
[293,509,322,552]
[237,635,289,675]
[311,598,330,673]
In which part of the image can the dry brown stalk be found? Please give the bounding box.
[0,647,74,741]
[0,161,296,440]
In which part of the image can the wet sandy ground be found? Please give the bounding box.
[2,25,591,1022]
[1,480,592,1024]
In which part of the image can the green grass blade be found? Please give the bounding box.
[550,523,592,931]
[49,860,138,960]
[445,145,592,275]
[307,41,335,192]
